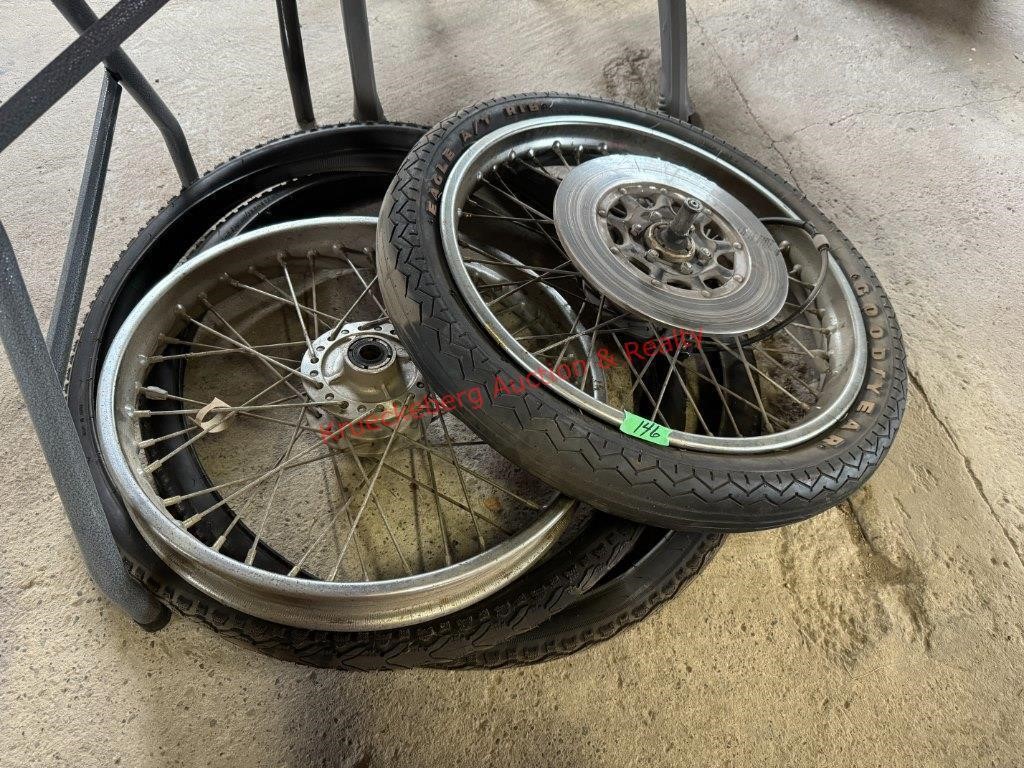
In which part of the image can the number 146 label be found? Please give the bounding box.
[619,411,671,446]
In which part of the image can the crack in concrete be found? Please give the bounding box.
[908,369,1024,571]
[847,498,878,556]
[779,498,935,668]
[843,498,934,651]
[602,46,658,109]
[727,70,803,187]
[791,88,1024,136]
[689,10,802,188]
[890,495,928,563]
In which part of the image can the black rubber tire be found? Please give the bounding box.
[377,93,908,533]
[66,122,653,669]
[125,511,643,670]
[445,529,724,669]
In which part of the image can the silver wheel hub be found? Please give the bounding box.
[300,322,425,447]
[553,155,790,335]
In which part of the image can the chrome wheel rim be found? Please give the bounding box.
[97,216,579,630]
[440,115,867,454]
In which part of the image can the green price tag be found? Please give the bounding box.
[619,411,671,446]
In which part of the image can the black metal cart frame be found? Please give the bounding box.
[0,0,695,629]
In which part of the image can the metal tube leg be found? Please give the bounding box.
[47,71,121,375]
[0,224,169,629]
[340,0,385,122]
[657,0,696,122]
[276,0,317,130]
[49,0,198,186]
[0,0,172,160]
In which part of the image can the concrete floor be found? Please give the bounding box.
[1,0,1023,765]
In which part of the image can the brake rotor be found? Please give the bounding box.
[553,155,789,335]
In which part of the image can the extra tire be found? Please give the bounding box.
[441,529,724,669]
[66,123,663,669]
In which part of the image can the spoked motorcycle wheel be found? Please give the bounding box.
[68,123,716,669]
[97,216,592,630]
[377,94,907,532]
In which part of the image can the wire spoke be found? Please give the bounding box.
[551,294,595,372]
[344,256,388,318]
[183,308,317,386]
[278,257,316,357]
[149,346,300,365]
[484,259,573,307]
[478,178,555,224]
[390,429,544,512]
[438,412,486,550]
[372,457,514,536]
[652,334,687,427]
[487,171,569,260]
[142,363,305,472]
[516,154,561,182]
[479,274,583,290]
[733,337,775,433]
[463,195,555,242]
[716,338,810,410]
[225,276,341,326]
[551,142,574,170]
[608,332,670,424]
[307,252,320,338]
[756,346,821,399]
[666,357,713,435]
[244,409,308,563]
[326,274,381,338]
[322,449,369,579]
[337,433,413,576]
[316,401,410,576]
[136,423,199,449]
[532,310,630,356]
[782,326,829,365]
[697,345,742,437]
[181,409,381,529]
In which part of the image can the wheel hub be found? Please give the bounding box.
[345,336,396,371]
[300,321,426,445]
[553,155,789,335]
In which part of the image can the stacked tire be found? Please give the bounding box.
[71,96,904,668]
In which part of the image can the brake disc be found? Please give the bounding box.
[553,155,788,335]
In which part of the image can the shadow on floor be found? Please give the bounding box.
[855,0,990,38]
